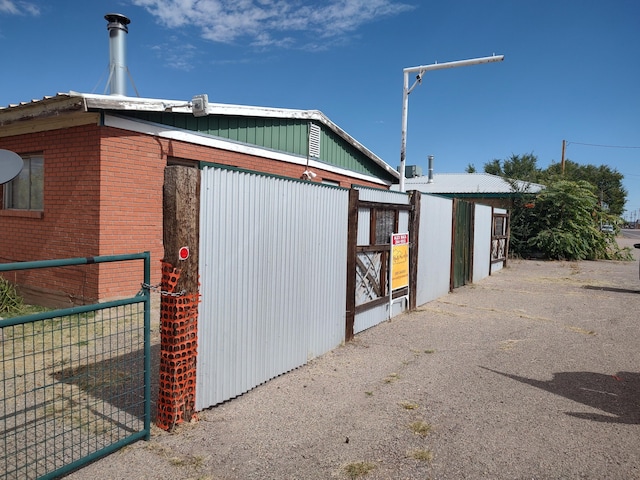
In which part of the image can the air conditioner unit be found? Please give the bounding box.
[405,165,423,178]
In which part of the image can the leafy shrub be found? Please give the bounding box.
[511,180,630,260]
[0,276,24,315]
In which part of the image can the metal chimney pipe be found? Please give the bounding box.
[427,155,434,183]
[105,13,130,96]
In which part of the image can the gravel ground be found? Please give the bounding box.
[67,237,640,480]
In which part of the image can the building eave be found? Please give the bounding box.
[0,91,399,181]
[81,93,400,181]
[0,93,85,126]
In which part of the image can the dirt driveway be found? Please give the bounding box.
[68,238,640,480]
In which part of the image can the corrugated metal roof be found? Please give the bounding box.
[0,91,399,181]
[394,173,545,194]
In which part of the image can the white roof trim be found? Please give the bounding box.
[103,114,391,186]
[1,91,399,181]
[73,92,399,180]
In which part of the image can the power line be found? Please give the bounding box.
[567,141,640,149]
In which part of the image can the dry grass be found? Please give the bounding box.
[1,303,147,470]
[499,339,523,351]
[383,373,400,384]
[409,420,433,437]
[567,326,596,335]
[408,448,433,462]
[343,461,377,478]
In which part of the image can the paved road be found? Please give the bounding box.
[622,228,640,242]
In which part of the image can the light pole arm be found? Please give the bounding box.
[404,55,504,77]
[398,54,504,192]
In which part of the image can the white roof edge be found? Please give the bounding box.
[1,91,398,181]
[73,92,399,180]
[397,172,545,194]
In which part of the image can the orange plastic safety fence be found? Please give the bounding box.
[156,262,200,431]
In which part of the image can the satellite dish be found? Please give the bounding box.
[0,149,24,184]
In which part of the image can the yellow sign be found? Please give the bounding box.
[391,233,409,290]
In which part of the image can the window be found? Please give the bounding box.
[373,209,396,244]
[493,216,504,236]
[4,154,43,210]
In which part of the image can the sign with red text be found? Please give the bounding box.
[391,233,409,290]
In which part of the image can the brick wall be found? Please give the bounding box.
[1,123,389,306]
[0,125,102,306]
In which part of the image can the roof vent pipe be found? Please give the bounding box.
[427,155,434,183]
[105,13,130,96]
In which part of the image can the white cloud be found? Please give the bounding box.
[150,38,198,70]
[132,0,414,49]
[0,0,40,15]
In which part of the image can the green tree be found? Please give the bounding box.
[465,163,476,173]
[485,154,630,260]
[483,153,540,182]
[541,160,627,216]
[525,180,605,260]
[484,158,502,176]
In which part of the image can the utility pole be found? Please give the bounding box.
[561,139,566,175]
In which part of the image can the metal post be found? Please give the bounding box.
[399,54,505,192]
[143,250,151,440]
[399,70,410,192]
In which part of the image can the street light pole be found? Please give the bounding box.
[398,54,505,192]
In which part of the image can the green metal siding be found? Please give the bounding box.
[120,111,395,182]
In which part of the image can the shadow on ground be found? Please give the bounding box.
[482,367,640,424]
[52,343,160,421]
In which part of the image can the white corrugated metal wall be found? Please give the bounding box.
[473,204,492,283]
[196,167,348,410]
[416,194,453,305]
[354,187,410,334]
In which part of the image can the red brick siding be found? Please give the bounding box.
[1,123,388,305]
[0,125,102,305]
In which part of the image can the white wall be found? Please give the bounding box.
[416,194,453,305]
[473,204,492,283]
[197,167,348,410]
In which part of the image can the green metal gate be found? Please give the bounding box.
[0,253,151,480]
[452,199,474,289]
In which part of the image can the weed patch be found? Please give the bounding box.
[409,420,432,437]
[384,373,400,384]
[343,461,376,478]
[0,277,23,315]
[400,401,419,410]
[408,448,433,462]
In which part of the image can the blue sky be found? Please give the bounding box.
[1,0,639,218]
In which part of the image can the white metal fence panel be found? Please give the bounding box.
[356,187,410,246]
[354,187,410,333]
[196,167,348,410]
[473,203,493,283]
[416,194,453,306]
[356,186,410,205]
[354,301,405,334]
[491,207,508,274]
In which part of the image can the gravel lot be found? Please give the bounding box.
[67,237,640,480]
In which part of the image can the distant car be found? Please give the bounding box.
[600,224,614,233]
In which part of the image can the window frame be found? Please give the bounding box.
[3,153,44,211]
